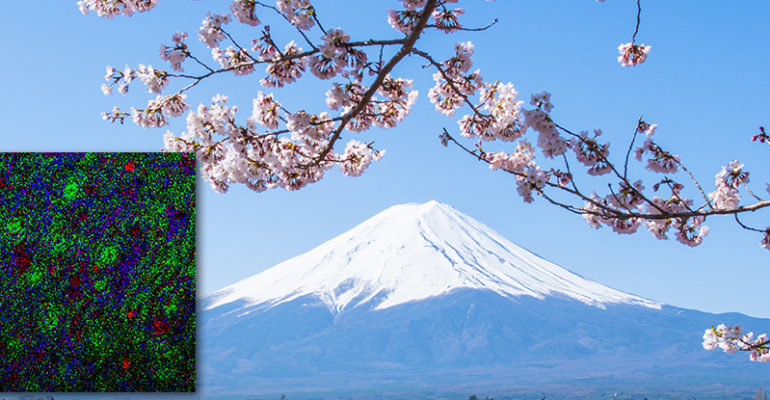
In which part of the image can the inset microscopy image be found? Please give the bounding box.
[0,152,195,392]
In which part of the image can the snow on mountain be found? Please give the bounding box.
[204,200,661,314]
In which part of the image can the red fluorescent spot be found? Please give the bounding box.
[124,162,135,172]
[127,310,134,318]
[152,318,170,335]
[122,358,131,370]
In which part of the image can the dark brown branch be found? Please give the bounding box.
[733,213,765,233]
[555,122,667,215]
[411,47,485,116]
[299,0,438,168]
[427,17,499,32]
[255,1,319,50]
[623,116,643,180]
[631,0,642,44]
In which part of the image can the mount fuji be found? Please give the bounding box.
[199,201,770,399]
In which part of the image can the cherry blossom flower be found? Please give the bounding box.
[212,47,255,76]
[132,98,167,128]
[231,0,260,26]
[516,165,548,203]
[530,91,553,113]
[673,215,709,247]
[523,108,566,158]
[161,93,189,117]
[608,180,645,210]
[160,32,189,72]
[635,139,679,173]
[77,0,159,18]
[762,229,770,250]
[401,0,427,9]
[571,130,611,176]
[387,9,421,35]
[277,0,315,30]
[339,140,383,177]
[709,161,748,210]
[248,92,282,130]
[199,13,231,49]
[432,8,464,33]
[135,64,168,94]
[319,28,350,59]
[261,41,306,87]
[617,42,651,67]
[485,140,535,174]
[429,70,482,116]
[101,106,126,124]
[644,199,673,240]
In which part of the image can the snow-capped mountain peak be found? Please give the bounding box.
[204,201,661,313]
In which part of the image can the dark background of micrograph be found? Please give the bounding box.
[0,152,195,392]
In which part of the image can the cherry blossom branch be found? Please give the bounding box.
[615,0,650,67]
[442,128,770,222]
[703,324,770,362]
[299,0,437,168]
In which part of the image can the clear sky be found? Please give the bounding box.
[2,1,769,319]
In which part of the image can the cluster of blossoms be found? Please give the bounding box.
[310,28,370,82]
[484,141,547,203]
[582,193,643,235]
[762,229,770,250]
[389,0,461,35]
[77,0,158,18]
[102,64,169,96]
[708,161,748,210]
[571,129,611,176]
[277,0,315,30]
[199,13,231,49]
[428,41,483,117]
[523,92,567,159]
[131,93,189,128]
[703,325,770,362]
[212,46,255,76]
[617,42,651,67]
[231,0,260,26]
[97,0,439,192]
[633,123,679,174]
[159,32,189,72]
[162,94,368,193]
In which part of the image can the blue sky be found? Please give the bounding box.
[2,1,769,319]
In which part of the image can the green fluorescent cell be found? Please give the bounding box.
[6,218,22,234]
[63,182,80,201]
[163,303,177,316]
[26,268,44,286]
[41,303,61,332]
[99,245,119,265]
[8,337,21,351]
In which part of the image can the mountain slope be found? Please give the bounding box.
[204,200,659,314]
